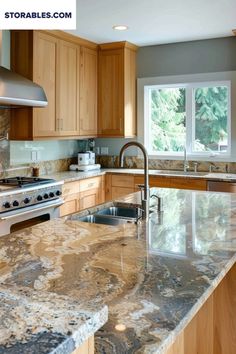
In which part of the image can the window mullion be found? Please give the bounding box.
[186,86,192,154]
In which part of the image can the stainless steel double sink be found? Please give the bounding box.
[74,206,142,226]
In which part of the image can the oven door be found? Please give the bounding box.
[0,198,63,236]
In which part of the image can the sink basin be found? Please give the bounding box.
[76,214,132,225]
[74,206,141,226]
[96,206,141,218]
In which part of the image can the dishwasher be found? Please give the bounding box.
[207,181,236,193]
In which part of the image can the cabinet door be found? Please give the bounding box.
[79,188,100,210]
[57,40,79,135]
[98,48,124,136]
[80,47,97,136]
[33,32,58,137]
[60,181,80,216]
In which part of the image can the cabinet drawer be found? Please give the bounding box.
[111,174,134,188]
[112,186,134,199]
[60,199,78,217]
[62,181,80,196]
[171,178,207,191]
[80,177,101,192]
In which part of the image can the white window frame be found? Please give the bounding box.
[137,71,236,161]
[144,80,231,158]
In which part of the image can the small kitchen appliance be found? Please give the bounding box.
[70,151,100,171]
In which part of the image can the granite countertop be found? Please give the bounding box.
[1,188,236,353]
[46,168,236,184]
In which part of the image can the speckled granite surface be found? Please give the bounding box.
[1,188,236,353]
[0,224,108,354]
[46,168,236,184]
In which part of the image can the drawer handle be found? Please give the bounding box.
[88,183,94,188]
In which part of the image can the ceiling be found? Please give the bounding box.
[67,0,236,46]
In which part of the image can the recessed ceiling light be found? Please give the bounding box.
[112,25,129,31]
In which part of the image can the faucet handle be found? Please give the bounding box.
[150,194,163,212]
[137,184,145,200]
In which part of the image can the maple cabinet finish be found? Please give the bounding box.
[79,47,98,136]
[60,176,105,217]
[72,335,94,354]
[60,180,80,217]
[106,173,207,200]
[57,39,78,136]
[105,174,135,201]
[10,30,98,140]
[134,175,207,191]
[166,263,236,354]
[98,42,137,137]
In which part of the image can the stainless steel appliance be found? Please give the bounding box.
[0,177,63,236]
[207,181,236,193]
[0,31,47,108]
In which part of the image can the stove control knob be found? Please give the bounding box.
[49,192,55,198]
[56,190,62,196]
[4,202,11,208]
[24,197,30,204]
[13,200,19,207]
[44,193,49,199]
[37,195,43,201]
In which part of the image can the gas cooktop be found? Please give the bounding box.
[0,177,55,188]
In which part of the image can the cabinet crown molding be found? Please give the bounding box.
[99,41,138,51]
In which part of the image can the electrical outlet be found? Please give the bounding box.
[101,147,108,155]
[31,151,37,161]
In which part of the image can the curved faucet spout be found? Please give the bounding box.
[118,141,149,218]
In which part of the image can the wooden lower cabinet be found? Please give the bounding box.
[60,176,105,216]
[134,175,207,191]
[166,264,236,354]
[106,173,207,201]
[72,335,94,354]
[105,174,135,201]
[79,188,100,210]
[60,181,80,216]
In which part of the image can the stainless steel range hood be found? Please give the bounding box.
[0,31,48,108]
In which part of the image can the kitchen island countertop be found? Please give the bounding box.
[0,188,236,353]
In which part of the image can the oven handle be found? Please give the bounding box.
[0,199,64,221]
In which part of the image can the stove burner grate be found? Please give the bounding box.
[0,177,56,188]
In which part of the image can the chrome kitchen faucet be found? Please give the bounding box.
[118,141,150,219]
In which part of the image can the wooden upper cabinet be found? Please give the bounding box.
[9,30,97,140]
[57,39,79,135]
[79,47,98,136]
[98,42,138,138]
[33,32,58,137]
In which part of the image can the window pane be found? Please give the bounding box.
[194,86,229,152]
[149,87,186,152]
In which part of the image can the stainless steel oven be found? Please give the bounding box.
[0,177,64,236]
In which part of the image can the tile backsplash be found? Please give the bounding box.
[96,155,236,173]
[0,109,10,171]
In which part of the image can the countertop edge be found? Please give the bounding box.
[158,254,236,354]
[51,305,108,354]
[46,169,236,184]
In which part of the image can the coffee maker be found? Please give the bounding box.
[69,146,100,172]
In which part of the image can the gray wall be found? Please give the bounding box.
[95,36,236,157]
[137,37,236,78]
